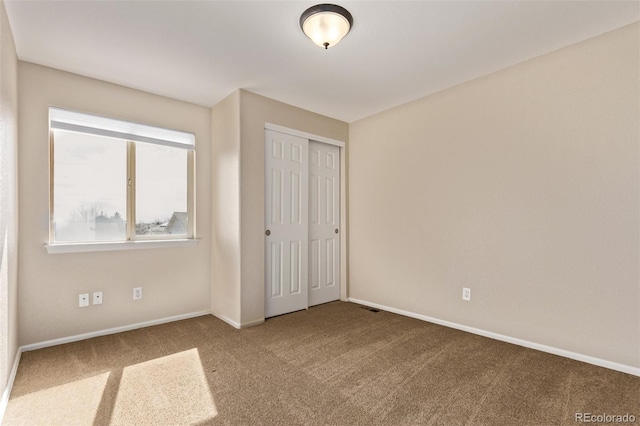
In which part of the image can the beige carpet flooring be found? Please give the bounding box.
[3,301,639,425]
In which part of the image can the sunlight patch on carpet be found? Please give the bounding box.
[5,372,110,425]
[111,348,217,425]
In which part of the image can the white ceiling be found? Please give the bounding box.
[5,1,639,123]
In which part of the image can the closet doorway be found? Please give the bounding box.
[264,127,342,318]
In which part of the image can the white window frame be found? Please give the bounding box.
[46,107,196,254]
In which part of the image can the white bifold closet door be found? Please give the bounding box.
[265,130,340,318]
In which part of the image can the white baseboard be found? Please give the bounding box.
[241,318,265,328]
[210,313,265,329]
[348,298,640,377]
[21,310,211,352]
[0,349,22,424]
[211,312,241,329]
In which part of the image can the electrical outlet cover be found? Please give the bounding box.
[133,287,142,300]
[93,291,103,305]
[462,288,471,301]
[79,293,89,307]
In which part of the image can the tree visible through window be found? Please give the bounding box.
[53,130,127,242]
[49,108,195,244]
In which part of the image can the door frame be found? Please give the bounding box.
[264,123,347,302]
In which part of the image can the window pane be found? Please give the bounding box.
[135,144,188,237]
[53,130,127,242]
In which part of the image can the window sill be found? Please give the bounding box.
[45,239,199,254]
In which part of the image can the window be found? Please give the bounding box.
[49,107,195,248]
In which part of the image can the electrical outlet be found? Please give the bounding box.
[133,287,142,300]
[93,291,103,305]
[462,287,471,301]
[79,293,89,307]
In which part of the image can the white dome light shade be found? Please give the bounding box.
[300,4,353,49]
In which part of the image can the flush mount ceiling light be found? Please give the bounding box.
[300,4,353,50]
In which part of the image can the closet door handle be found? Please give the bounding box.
[265,230,271,236]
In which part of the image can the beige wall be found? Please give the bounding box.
[211,90,241,326]
[238,90,348,325]
[0,0,18,394]
[349,23,640,368]
[18,62,212,345]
